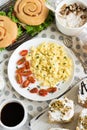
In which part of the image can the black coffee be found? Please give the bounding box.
[1,102,24,127]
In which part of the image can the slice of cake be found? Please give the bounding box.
[76,109,87,130]
[49,128,69,130]
[48,97,74,123]
[78,78,87,108]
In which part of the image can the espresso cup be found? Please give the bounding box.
[0,99,27,130]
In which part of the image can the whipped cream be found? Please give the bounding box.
[48,97,74,122]
[77,109,87,130]
[78,79,87,104]
[58,12,86,28]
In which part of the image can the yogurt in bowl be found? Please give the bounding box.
[55,0,87,36]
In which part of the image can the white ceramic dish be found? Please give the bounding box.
[8,38,75,101]
[0,99,28,130]
[45,0,87,36]
[29,77,87,130]
[55,0,87,36]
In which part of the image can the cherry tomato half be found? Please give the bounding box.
[24,61,30,69]
[17,57,25,65]
[21,70,32,76]
[30,88,38,93]
[47,87,57,93]
[20,50,28,56]
[16,67,25,73]
[22,79,30,88]
[39,89,48,96]
[27,76,35,83]
[16,73,23,84]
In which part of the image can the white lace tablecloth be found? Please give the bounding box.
[0,1,87,130]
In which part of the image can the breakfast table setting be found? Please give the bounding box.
[0,0,87,130]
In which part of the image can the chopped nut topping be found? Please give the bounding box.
[50,100,71,115]
[61,4,67,10]
[80,15,87,19]
[59,2,87,27]
[51,100,64,110]
[79,115,87,129]
[60,3,87,18]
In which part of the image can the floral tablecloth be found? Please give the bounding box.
[0,0,87,130]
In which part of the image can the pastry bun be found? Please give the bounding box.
[78,79,87,108]
[0,16,18,48]
[48,97,74,123]
[14,0,49,25]
[76,108,87,130]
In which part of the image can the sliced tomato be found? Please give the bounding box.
[21,70,32,76]
[47,87,57,93]
[20,50,28,56]
[17,57,25,65]
[16,67,25,73]
[39,89,48,96]
[16,73,23,84]
[30,88,38,93]
[24,61,30,69]
[27,76,35,83]
[22,79,30,88]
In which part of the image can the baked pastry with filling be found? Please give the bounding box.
[48,97,74,123]
[0,16,18,48]
[76,109,87,130]
[78,78,87,108]
[14,0,49,25]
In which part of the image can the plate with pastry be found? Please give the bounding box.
[0,0,54,50]
[8,38,75,101]
[29,77,87,130]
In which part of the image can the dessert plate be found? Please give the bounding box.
[29,77,87,130]
[8,38,75,101]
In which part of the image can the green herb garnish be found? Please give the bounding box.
[7,6,19,23]
[0,48,5,51]
[0,11,6,16]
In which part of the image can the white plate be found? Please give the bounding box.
[29,77,87,130]
[8,38,75,101]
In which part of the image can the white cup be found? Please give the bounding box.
[55,0,87,36]
[0,99,27,130]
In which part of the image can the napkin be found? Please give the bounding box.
[63,36,87,74]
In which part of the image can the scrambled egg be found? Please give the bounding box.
[26,42,72,87]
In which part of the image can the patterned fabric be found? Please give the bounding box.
[0,0,87,130]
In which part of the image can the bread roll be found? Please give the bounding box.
[76,109,87,130]
[14,0,49,25]
[48,97,74,123]
[0,16,18,48]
